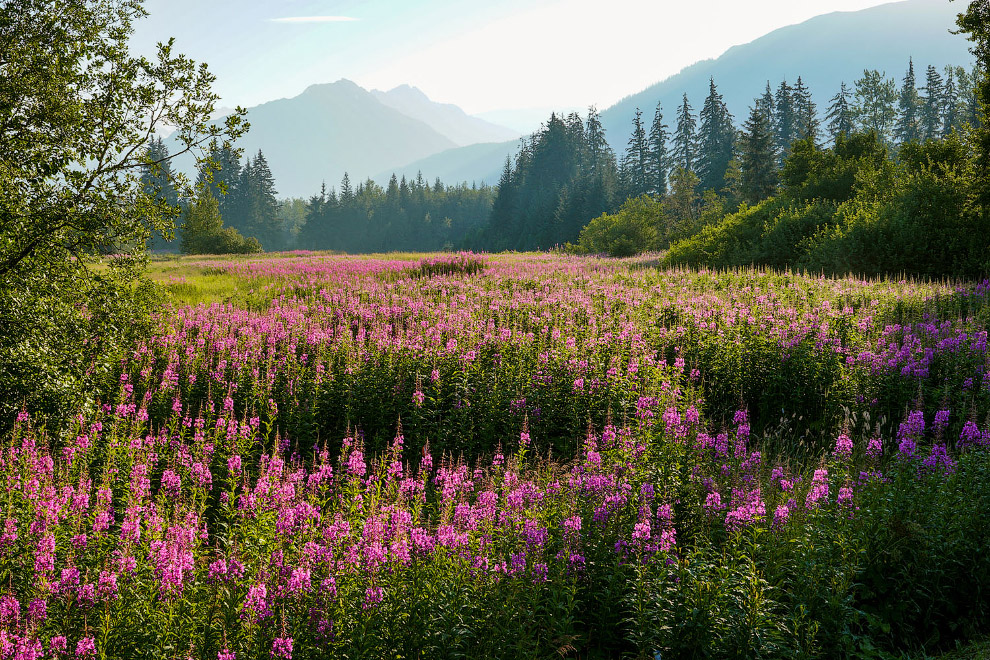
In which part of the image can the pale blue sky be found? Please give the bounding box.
[131,0,907,115]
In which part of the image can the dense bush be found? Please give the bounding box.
[665,132,990,278]
[575,195,663,256]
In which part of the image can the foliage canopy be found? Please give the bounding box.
[0,0,246,422]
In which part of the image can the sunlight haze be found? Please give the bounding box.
[132,0,906,115]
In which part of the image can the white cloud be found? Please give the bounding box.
[270,16,359,23]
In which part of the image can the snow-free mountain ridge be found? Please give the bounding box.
[381,0,974,188]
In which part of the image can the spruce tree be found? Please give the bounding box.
[340,173,353,202]
[673,94,698,173]
[774,80,796,159]
[696,78,736,192]
[792,76,819,144]
[894,58,922,144]
[943,65,961,135]
[197,140,242,224]
[582,106,619,221]
[242,149,280,250]
[921,64,945,141]
[826,82,855,141]
[740,103,778,204]
[647,101,670,197]
[585,106,613,174]
[757,83,775,122]
[300,183,328,248]
[623,108,649,198]
[140,137,181,250]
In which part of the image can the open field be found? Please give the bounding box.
[4,252,990,658]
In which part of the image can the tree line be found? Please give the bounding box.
[142,142,494,254]
[142,58,981,258]
[475,60,981,254]
[572,56,989,277]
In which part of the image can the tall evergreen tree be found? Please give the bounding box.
[853,69,898,143]
[921,64,945,141]
[826,82,855,141]
[757,83,775,121]
[792,76,819,144]
[774,80,796,159]
[340,172,353,202]
[623,108,649,198]
[299,183,329,248]
[140,137,181,250]
[241,149,280,250]
[581,106,619,219]
[673,94,698,173]
[894,58,922,144]
[646,101,670,197]
[740,103,778,204]
[696,78,736,192]
[942,65,961,135]
[196,140,242,223]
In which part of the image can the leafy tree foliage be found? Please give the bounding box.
[575,195,662,257]
[956,0,990,208]
[180,184,260,255]
[665,131,988,278]
[0,0,245,422]
[853,69,898,143]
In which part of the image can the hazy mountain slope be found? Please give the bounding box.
[371,85,520,146]
[169,79,457,198]
[372,140,519,187]
[387,0,973,186]
[600,0,972,150]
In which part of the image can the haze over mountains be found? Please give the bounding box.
[370,85,519,146]
[168,79,518,198]
[172,0,974,200]
[597,0,972,146]
[386,0,974,188]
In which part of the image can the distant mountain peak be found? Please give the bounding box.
[369,84,519,147]
[379,84,432,102]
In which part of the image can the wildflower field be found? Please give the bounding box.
[4,251,990,659]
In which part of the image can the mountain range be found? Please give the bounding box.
[170,0,975,200]
[167,79,519,198]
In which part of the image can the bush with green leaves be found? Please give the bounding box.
[576,195,664,257]
[665,131,990,278]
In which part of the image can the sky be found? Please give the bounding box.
[131,0,905,117]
